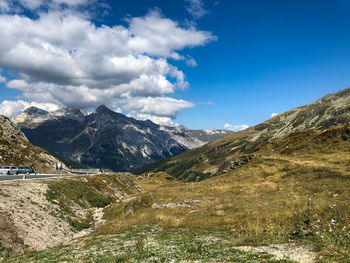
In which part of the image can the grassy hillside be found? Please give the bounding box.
[4,125,350,262]
[0,115,62,173]
[135,88,350,181]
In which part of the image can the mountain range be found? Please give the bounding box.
[13,105,232,171]
[136,87,350,181]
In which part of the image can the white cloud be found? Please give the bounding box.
[0,8,216,121]
[0,100,59,117]
[114,107,123,113]
[128,10,216,57]
[52,0,96,7]
[18,0,43,10]
[123,97,196,118]
[271,113,278,118]
[127,112,178,127]
[0,0,9,11]
[224,123,249,132]
[3,0,100,12]
[185,0,209,19]
[186,57,197,67]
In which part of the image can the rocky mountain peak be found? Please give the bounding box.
[95,104,110,113]
[93,105,122,117]
[23,106,49,116]
[91,105,129,122]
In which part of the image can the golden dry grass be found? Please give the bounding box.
[97,126,350,261]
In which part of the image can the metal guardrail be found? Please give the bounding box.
[70,169,102,174]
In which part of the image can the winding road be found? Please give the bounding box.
[0,173,81,182]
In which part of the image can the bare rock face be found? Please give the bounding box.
[0,115,27,141]
[0,115,62,173]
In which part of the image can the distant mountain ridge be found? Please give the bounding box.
[13,105,232,171]
[136,87,350,181]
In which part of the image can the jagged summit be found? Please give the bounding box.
[23,106,48,115]
[13,105,86,128]
[93,104,128,118]
[95,104,110,113]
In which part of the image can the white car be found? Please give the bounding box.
[0,166,19,175]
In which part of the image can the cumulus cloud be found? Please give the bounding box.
[0,0,9,12]
[271,113,278,118]
[0,6,216,122]
[52,0,97,7]
[128,10,216,57]
[185,0,209,19]
[3,0,101,12]
[186,57,198,67]
[0,99,60,117]
[224,123,249,132]
[123,97,196,118]
[127,112,178,127]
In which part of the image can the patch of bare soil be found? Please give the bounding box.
[0,181,75,251]
[235,244,316,263]
[151,199,202,209]
[0,212,25,255]
[72,207,106,239]
[0,174,142,255]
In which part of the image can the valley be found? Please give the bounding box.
[1,125,350,262]
[0,88,350,262]
[1,2,349,262]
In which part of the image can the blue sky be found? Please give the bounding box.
[1,0,350,130]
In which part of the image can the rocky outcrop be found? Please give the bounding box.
[0,115,62,173]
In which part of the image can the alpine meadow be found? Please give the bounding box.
[1,1,350,263]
